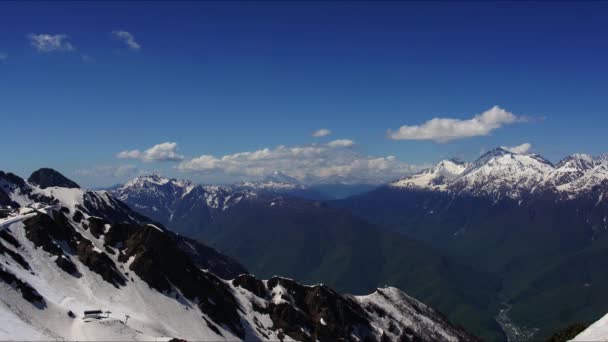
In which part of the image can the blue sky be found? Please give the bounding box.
[1,2,607,187]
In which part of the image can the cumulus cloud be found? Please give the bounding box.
[312,128,331,137]
[178,140,425,184]
[28,34,75,52]
[75,165,139,178]
[111,30,141,51]
[388,106,527,142]
[501,143,532,154]
[117,142,184,162]
[327,139,355,148]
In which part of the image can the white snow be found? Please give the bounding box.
[391,160,467,191]
[0,170,478,342]
[573,312,608,341]
[355,287,461,342]
[391,149,608,201]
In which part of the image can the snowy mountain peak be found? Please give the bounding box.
[391,147,608,201]
[262,171,301,185]
[390,159,468,190]
[556,153,595,170]
[451,150,555,199]
[234,171,307,192]
[123,174,193,188]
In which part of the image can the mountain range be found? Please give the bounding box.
[108,147,608,340]
[110,173,503,340]
[0,168,475,341]
[338,148,608,339]
[6,146,608,340]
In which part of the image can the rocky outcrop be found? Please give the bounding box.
[117,224,245,338]
[28,168,80,189]
[0,266,44,306]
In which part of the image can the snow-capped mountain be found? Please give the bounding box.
[0,168,475,341]
[390,147,608,201]
[339,148,608,339]
[544,153,596,187]
[390,159,469,191]
[111,175,251,236]
[110,173,329,236]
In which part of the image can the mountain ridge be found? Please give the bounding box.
[0,168,476,341]
[390,148,608,202]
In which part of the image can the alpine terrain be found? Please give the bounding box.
[338,147,608,339]
[112,174,503,340]
[0,168,475,341]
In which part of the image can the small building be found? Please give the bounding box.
[83,310,103,319]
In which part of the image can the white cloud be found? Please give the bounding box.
[75,165,139,178]
[0,52,7,61]
[178,140,425,184]
[501,143,532,154]
[28,34,75,52]
[111,30,141,51]
[388,106,527,142]
[117,142,184,162]
[327,139,355,148]
[312,128,331,137]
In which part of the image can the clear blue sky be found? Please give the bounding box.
[1,1,607,187]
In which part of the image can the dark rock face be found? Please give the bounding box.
[1,171,51,208]
[22,212,123,284]
[234,275,479,342]
[28,168,80,189]
[87,217,107,239]
[235,275,375,341]
[116,225,245,338]
[265,277,372,341]
[72,210,83,223]
[77,239,125,287]
[0,266,45,306]
[0,230,21,248]
[23,212,78,256]
[233,274,267,299]
[0,187,11,208]
[0,240,30,270]
[55,255,79,276]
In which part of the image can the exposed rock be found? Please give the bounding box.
[28,168,80,189]
[0,240,30,270]
[76,239,125,287]
[72,210,83,223]
[87,216,107,239]
[55,255,79,276]
[0,266,45,306]
[118,225,245,338]
[0,230,21,249]
[232,274,267,299]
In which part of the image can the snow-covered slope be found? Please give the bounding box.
[110,174,327,236]
[390,159,468,191]
[449,148,554,200]
[111,175,250,233]
[572,313,608,341]
[390,148,608,201]
[544,153,596,188]
[0,168,476,341]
